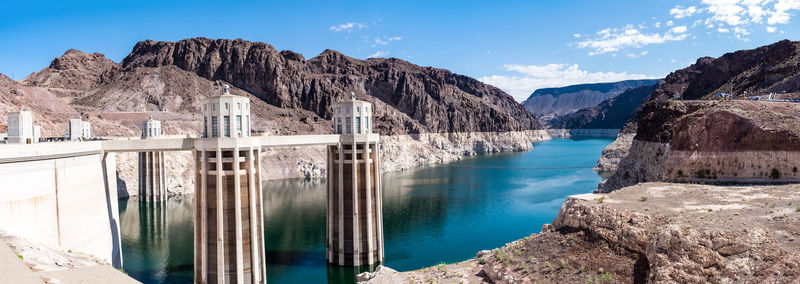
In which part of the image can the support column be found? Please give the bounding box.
[194,142,266,283]
[138,151,167,202]
[327,137,384,266]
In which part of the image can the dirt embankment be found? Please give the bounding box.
[364,182,800,283]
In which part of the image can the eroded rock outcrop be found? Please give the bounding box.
[601,100,800,192]
[593,132,634,172]
[374,182,800,283]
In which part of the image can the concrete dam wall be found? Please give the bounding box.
[0,142,122,267]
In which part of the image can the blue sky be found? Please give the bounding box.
[1,0,799,101]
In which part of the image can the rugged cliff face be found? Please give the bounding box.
[601,100,800,192]
[521,79,658,125]
[120,38,540,135]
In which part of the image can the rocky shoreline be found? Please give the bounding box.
[362,182,800,283]
[593,132,634,172]
[114,130,551,197]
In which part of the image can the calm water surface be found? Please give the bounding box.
[119,138,612,283]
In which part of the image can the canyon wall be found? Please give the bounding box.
[601,100,800,192]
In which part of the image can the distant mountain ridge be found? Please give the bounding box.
[521,79,659,126]
[553,83,660,129]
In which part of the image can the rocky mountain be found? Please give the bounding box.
[553,83,660,129]
[119,38,540,135]
[11,37,542,138]
[521,79,659,125]
[21,49,118,99]
[646,39,800,102]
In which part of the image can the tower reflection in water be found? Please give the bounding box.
[119,197,194,283]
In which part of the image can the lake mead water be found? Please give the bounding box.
[119,138,613,283]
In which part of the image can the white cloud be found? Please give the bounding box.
[667,20,675,26]
[767,25,778,32]
[655,22,662,28]
[671,5,701,18]
[573,33,582,38]
[627,51,649,58]
[477,63,653,101]
[373,38,388,46]
[671,25,689,33]
[733,26,750,35]
[371,36,402,47]
[368,51,389,58]
[695,0,800,36]
[577,25,688,55]
[329,22,367,32]
[718,27,731,32]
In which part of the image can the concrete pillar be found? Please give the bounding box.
[194,140,266,283]
[138,151,167,202]
[326,137,383,266]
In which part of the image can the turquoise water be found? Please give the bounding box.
[119,138,612,283]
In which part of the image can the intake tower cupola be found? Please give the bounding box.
[202,84,251,138]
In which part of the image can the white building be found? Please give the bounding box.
[7,110,41,144]
[201,84,251,138]
[332,92,373,135]
[68,117,92,141]
[141,117,162,139]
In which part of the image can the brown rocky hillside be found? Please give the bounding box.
[119,38,540,135]
[11,38,540,137]
[647,39,800,102]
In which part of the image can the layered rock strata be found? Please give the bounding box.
[601,100,800,192]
